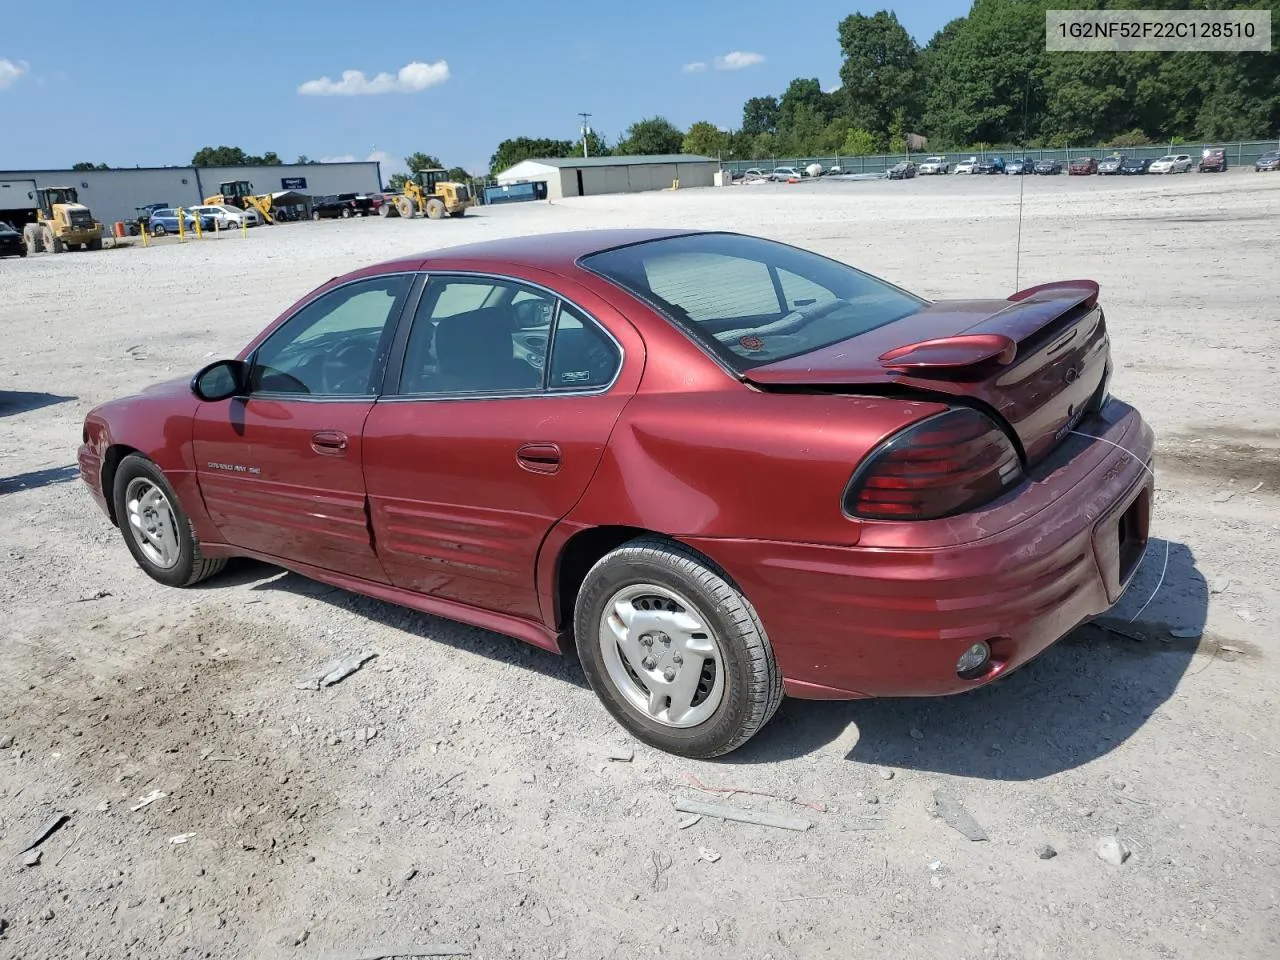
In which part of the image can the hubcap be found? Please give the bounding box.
[125,477,181,569]
[598,584,724,728]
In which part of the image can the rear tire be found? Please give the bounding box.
[48,229,64,254]
[341,207,351,219]
[378,204,393,217]
[425,198,445,220]
[88,238,103,251]
[153,223,166,236]
[111,454,226,588]
[573,536,783,759]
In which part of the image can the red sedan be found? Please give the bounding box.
[1069,157,1099,175]
[79,229,1154,758]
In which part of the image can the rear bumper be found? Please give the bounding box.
[685,399,1155,700]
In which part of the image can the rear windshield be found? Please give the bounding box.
[580,232,925,371]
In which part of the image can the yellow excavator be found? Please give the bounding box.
[22,186,104,253]
[203,180,275,224]
[382,169,475,219]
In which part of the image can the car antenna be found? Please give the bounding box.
[1014,74,1031,292]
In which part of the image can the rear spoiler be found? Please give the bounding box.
[878,280,1100,372]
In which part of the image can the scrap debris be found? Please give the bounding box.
[697,846,721,863]
[130,790,167,812]
[681,772,827,813]
[673,797,813,832]
[168,833,196,845]
[606,747,634,762]
[19,812,69,854]
[295,651,378,690]
[931,789,988,842]
[317,947,470,960]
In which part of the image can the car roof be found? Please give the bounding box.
[408,227,703,272]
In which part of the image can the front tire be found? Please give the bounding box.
[574,536,783,759]
[112,454,226,588]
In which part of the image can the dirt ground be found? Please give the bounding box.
[2,171,1278,960]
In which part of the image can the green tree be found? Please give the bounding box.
[405,152,444,173]
[840,128,879,156]
[388,172,409,191]
[295,154,314,165]
[71,162,109,171]
[837,10,920,138]
[191,146,282,167]
[749,132,778,160]
[741,96,780,136]
[614,116,684,155]
[446,166,473,183]
[488,137,578,175]
[682,121,728,157]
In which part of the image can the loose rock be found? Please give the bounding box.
[1036,845,1058,860]
[878,768,895,781]
[22,849,41,867]
[909,728,925,741]
[1096,837,1131,866]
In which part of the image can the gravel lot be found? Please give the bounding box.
[2,171,1278,960]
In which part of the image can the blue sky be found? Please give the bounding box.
[1,0,969,176]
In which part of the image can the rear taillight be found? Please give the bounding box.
[844,408,1023,521]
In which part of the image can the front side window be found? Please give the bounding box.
[581,232,925,371]
[250,274,411,397]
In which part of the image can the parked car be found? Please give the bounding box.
[976,157,1006,174]
[738,168,766,180]
[1034,159,1063,175]
[1068,157,1098,175]
[954,156,979,174]
[887,161,917,180]
[917,156,951,175]
[1119,157,1152,175]
[1005,158,1032,175]
[190,204,261,229]
[1148,154,1193,174]
[1253,150,1280,172]
[146,208,214,236]
[1199,148,1228,172]
[0,220,27,258]
[770,167,803,181]
[311,195,365,219]
[76,228,1153,758]
[1097,155,1124,175]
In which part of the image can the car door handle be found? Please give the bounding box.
[311,430,349,456]
[516,442,562,475]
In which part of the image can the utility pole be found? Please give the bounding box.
[578,113,592,158]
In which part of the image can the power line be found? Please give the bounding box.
[578,113,592,158]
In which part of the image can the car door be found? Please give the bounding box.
[192,272,415,582]
[362,272,633,621]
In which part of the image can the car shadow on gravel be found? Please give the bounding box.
[208,559,590,689]
[722,538,1210,779]
[0,390,76,417]
[0,464,80,495]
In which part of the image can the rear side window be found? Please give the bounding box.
[581,232,924,372]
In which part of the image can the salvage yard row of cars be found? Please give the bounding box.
[746,146,1280,182]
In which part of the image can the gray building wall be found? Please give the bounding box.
[554,161,718,198]
[0,162,381,228]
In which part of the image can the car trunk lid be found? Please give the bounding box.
[742,280,1111,465]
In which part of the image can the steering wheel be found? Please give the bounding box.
[324,342,376,394]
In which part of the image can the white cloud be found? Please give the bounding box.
[715,51,764,71]
[823,82,842,94]
[0,59,29,90]
[683,61,707,73]
[298,60,449,96]
[320,154,357,163]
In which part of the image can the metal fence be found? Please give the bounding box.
[721,139,1280,176]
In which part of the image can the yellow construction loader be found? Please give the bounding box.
[382,169,475,219]
[203,180,275,224]
[22,186,104,253]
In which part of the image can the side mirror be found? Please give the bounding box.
[191,359,248,402]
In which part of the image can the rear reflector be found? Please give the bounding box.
[844,408,1023,521]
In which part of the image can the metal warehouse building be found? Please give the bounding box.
[0,161,382,230]
[495,154,720,200]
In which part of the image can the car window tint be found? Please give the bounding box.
[548,303,619,391]
[397,277,549,395]
[641,251,781,322]
[250,275,410,397]
[582,232,925,372]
